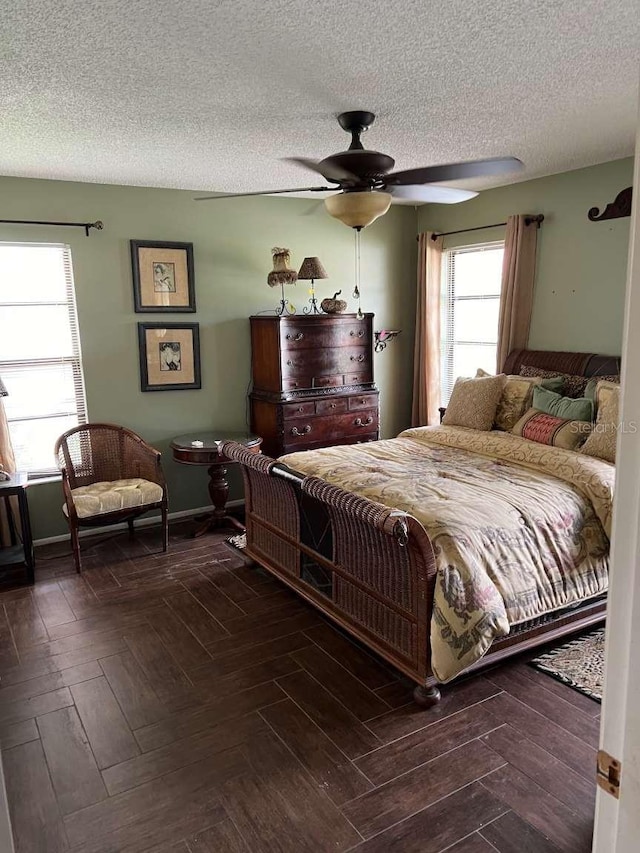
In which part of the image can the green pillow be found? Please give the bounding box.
[532,386,594,422]
[540,376,565,393]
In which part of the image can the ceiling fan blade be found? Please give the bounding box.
[194,186,332,201]
[284,156,358,184]
[302,199,326,217]
[388,185,478,204]
[384,157,524,187]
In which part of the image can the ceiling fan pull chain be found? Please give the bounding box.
[353,229,363,318]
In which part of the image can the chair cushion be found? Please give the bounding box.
[63,479,163,518]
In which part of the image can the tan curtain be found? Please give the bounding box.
[496,214,539,371]
[0,397,17,547]
[412,232,443,426]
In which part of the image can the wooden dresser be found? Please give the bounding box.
[250,313,379,457]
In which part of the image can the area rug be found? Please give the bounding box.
[529,628,604,702]
[225,533,246,552]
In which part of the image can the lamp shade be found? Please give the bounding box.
[267,247,297,288]
[297,257,328,281]
[324,191,392,229]
[0,377,7,397]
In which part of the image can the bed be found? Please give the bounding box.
[223,349,618,706]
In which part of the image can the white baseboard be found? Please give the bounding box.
[33,499,245,547]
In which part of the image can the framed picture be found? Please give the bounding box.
[137,322,201,391]
[130,240,196,313]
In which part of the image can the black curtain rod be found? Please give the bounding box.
[428,214,544,241]
[0,219,104,237]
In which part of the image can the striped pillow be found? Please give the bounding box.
[512,408,591,451]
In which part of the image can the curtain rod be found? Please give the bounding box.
[428,214,544,241]
[0,219,104,237]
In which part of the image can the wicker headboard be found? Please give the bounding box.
[503,348,621,378]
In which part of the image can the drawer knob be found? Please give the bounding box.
[330,403,336,408]
[354,416,374,427]
[350,354,365,363]
[291,424,312,436]
[286,332,304,341]
[350,329,365,338]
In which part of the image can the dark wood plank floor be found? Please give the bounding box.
[0,521,599,852]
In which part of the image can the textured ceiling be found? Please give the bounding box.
[1,0,639,197]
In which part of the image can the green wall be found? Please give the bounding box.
[419,158,633,354]
[0,177,417,538]
[3,157,634,540]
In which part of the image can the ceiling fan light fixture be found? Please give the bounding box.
[324,190,392,229]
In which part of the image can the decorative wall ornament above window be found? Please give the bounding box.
[588,186,633,222]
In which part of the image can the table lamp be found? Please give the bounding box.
[267,247,298,316]
[298,257,328,315]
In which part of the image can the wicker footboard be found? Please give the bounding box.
[223,441,607,707]
[222,441,440,702]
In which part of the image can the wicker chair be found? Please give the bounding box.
[54,423,168,573]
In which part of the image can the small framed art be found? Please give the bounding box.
[137,322,201,391]
[130,240,196,312]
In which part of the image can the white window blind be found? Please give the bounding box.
[0,243,87,476]
[440,241,505,405]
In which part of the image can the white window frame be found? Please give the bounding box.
[440,240,505,405]
[0,242,88,478]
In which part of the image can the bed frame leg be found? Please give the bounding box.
[413,684,441,707]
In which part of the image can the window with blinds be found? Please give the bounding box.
[0,243,87,477]
[440,241,505,405]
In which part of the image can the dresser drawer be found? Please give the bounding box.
[315,397,348,415]
[282,401,316,420]
[343,371,372,385]
[284,410,379,445]
[349,393,379,411]
[282,377,310,391]
[280,318,371,351]
[312,375,343,389]
[282,346,370,377]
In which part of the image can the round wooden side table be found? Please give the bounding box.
[170,432,262,537]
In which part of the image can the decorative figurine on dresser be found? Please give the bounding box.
[249,313,379,457]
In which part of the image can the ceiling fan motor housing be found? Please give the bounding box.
[325,111,396,186]
[319,150,396,187]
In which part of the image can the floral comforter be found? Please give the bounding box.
[280,426,613,682]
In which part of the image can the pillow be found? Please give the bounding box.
[512,408,591,451]
[581,385,620,463]
[476,369,565,431]
[519,365,589,398]
[532,385,594,422]
[585,378,620,417]
[442,374,506,431]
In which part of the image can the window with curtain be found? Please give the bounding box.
[0,243,87,477]
[440,241,505,405]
